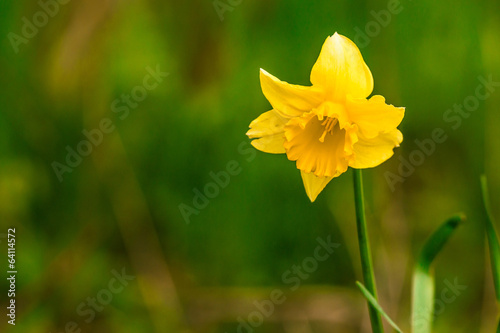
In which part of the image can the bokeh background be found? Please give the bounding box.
[0,0,499,332]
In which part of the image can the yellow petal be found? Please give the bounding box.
[346,95,405,139]
[310,33,373,101]
[246,110,288,154]
[350,129,403,169]
[260,69,324,118]
[301,170,333,202]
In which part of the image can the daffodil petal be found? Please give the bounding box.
[310,33,373,101]
[260,69,324,118]
[301,170,333,202]
[246,110,287,154]
[350,129,403,169]
[347,95,405,139]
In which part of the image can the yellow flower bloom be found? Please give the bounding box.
[247,32,405,202]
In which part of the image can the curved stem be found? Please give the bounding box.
[353,169,384,333]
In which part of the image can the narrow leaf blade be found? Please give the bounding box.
[412,214,464,333]
[481,175,500,303]
[356,281,404,333]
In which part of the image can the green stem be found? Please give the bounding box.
[353,169,384,333]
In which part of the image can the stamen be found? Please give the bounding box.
[326,118,338,132]
[318,117,338,142]
[319,130,328,143]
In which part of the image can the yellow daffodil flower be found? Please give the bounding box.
[247,32,404,202]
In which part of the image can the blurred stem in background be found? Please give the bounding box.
[480,175,500,332]
[352,169,384,333]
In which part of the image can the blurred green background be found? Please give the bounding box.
[0,0,499,332]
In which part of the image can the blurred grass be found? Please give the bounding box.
[0,0,499,332]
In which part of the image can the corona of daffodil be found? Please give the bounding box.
[246,32,404,202]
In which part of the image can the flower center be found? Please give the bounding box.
[319,117,338,143]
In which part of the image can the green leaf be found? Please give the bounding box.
[480,175,500,303]
[411,214,465,333]
[356,281,404,333]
